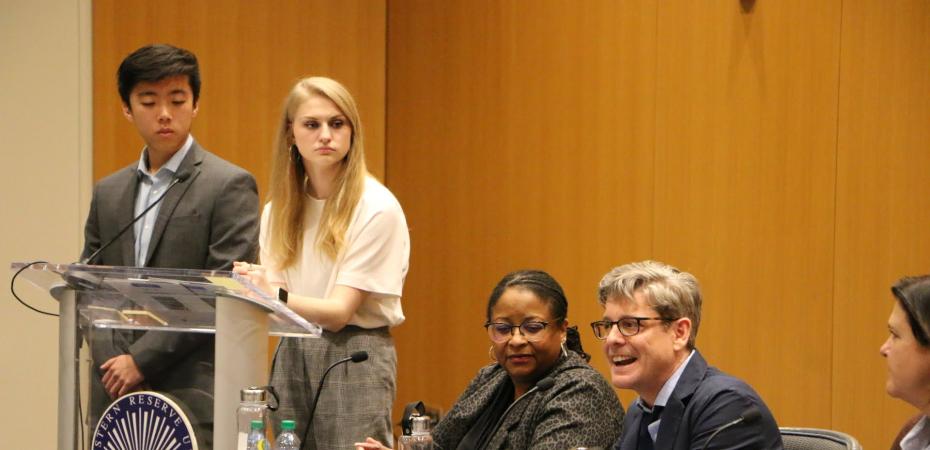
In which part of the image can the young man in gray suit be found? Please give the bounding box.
[81,44,259,448]
[591,260,783,450]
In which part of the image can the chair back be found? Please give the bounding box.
[780,427,862,450]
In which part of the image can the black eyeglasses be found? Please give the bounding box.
[485,320,557,343]
[590,317,675,339]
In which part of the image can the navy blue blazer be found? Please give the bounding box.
[614,350,783,450]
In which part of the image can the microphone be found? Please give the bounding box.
[491,375,556,433]
[304,351,369,443]
[700,406,761,450]
[535,377,556,391]
[80,172,190,265]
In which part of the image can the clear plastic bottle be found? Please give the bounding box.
[274,420,301,450]
[247,419,270,450]
[238,387,270,450]
[397,414,434,450]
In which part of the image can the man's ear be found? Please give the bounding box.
[192,99,199,117]
[671,317,692,351]
[121,103,133,122]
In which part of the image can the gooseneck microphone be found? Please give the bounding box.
[304,351,369,443]
[534,377,556,391]
[490,375,557,435]
[700,406,762,450]
[80,172,190,265]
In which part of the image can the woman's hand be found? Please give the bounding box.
[232,262,367,331]
[354,437,392,450]
[232,261,274,295]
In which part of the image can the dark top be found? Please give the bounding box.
[456,378,512,450]
[614,350,782,450]
[433,350,625,450]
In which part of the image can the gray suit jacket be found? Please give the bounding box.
[614,350,783,450]
[81,140,259,423]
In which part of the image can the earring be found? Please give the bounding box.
[561,338,568,358]
[488,345,496,362]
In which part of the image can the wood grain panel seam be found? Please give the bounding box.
[384,0,392,188]
[830,0,846,432]
[651,0,660,257]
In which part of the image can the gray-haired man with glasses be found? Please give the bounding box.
[591,260,782,450]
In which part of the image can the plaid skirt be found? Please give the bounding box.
[270,326,396,450]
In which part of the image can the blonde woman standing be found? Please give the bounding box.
[235,77,409,449]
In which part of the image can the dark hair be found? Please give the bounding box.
[487,269,590,361]
[117,44,201,107]
[891,275,930,347]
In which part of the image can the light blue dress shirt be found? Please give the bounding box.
[638,349,697,443]
[133,135,194,267]
[900,415,930,450]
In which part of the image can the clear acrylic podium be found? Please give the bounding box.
[11,262,322,450]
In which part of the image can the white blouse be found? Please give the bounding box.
[260,177,410,328]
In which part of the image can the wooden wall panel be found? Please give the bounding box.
[833,1,930,448]
[387,0,657,413]
[653,0,841,430]
[93,0,386,193]
[93,1,930,446]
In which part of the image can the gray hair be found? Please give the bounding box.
[598,260,702,349]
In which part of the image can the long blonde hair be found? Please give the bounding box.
[266,77,368,267]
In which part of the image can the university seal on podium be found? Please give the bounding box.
[93,391,198,450]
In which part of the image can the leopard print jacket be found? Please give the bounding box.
[432,351,625,450]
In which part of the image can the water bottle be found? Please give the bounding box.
[274,420,301,450]
[238,387,271,450]
[247,419,270,450]
[397,413,434,450]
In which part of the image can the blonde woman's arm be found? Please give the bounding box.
[232,262,365,332]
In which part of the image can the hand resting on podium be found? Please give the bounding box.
[100,354,145,398]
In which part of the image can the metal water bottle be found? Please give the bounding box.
[397,413,434,450]
[237,387,271,450]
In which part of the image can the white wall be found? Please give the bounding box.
[0,0,91,447]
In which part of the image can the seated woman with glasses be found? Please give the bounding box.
[356,269,625,450]
[881,275,930,450]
